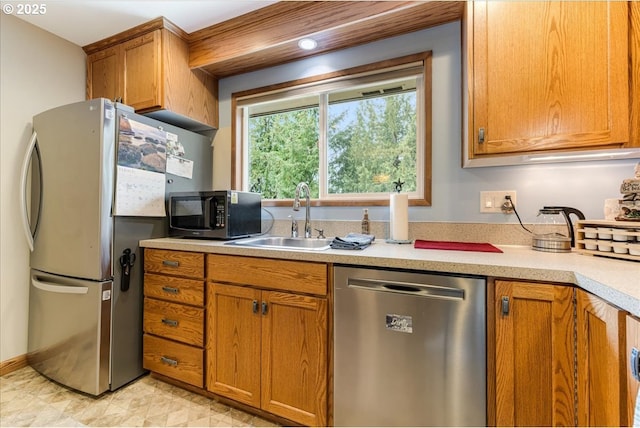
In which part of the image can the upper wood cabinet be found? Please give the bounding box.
[119,31,162,112]
[576,289,627,427]
[631,2,640,147]
[85,19,218,130]
[466,1,632,159]
[493,280,575,426]
[87,46,119,105]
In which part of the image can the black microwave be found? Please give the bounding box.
[168,191,262,239]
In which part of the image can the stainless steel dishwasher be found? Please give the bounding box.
[334,265,486,427]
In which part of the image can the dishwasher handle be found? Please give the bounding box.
[347,277,464,301]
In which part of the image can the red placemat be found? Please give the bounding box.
[414,239,503,253]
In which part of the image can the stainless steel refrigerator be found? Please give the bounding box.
[20,98,212,396]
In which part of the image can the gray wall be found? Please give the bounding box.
[214,21,636,224]
[0,15,86,361]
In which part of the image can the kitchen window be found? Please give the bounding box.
[232,52,432,206]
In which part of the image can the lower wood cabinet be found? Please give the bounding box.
[143,334,203,387]
[142,249,205,388]
[626,315,640,426]
[139,248,634,427]
[576,289,626,427]
[144,298,204,346]
[207,283,261,406]
[206,254,328,427]
[492,280,629,427]
[493,280,576,426]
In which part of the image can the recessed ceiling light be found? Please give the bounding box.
[298,38,318,50]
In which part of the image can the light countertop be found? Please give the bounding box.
[140,237,640,316]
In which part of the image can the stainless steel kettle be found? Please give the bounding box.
[531,206,585,253]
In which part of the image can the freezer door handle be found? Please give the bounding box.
[32,277,89,294]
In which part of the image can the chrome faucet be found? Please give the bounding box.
[293,182,312,238]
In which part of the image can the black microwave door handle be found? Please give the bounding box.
[205,197,214,228]
[167,198,174,226]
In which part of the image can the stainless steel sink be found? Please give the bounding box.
[225,236,333,251]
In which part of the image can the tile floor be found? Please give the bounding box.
[0,366,278,427]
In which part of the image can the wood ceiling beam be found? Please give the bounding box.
[188,1,463,78]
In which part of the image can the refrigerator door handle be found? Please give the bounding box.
[32,277,89,295]
[20,131,38,252]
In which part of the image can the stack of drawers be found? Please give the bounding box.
[143,249,205,387]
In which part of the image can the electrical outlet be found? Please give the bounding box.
[480,191,517,214]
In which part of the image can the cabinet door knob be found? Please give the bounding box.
[262,301,268,315]
[501,296,510,316]
[252,300,259,314]
[478,127,485,144]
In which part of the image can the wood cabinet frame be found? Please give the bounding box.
[493,279,576,426]
[464,1,638,167]
[576,290,627,426]
[142,249,206,388]
[206,255,329,426]
[491,279,630,427]
[84,18,218,129]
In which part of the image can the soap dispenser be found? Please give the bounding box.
[361,209,370,234]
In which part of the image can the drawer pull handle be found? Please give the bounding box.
[162,286,179,294]
[162,260,179,267]
[161,356,178,367]
[162,318,179,327]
